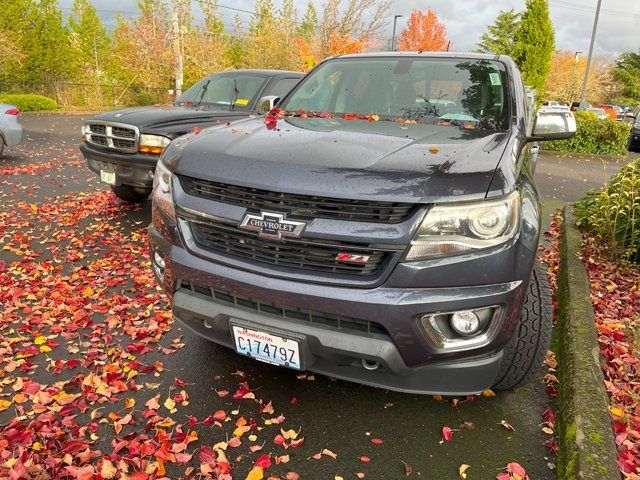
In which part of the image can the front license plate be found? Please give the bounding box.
[232,325,301,369]
[100,170,117,185]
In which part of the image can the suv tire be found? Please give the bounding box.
[110,185,152,203]
[492,263,552,390]
[0,139,4,157]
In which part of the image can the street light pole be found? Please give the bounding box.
[391,15,403,51]
[571,51,581,105]
[579,0,602,107]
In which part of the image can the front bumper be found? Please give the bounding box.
[79,143,158,188]
[149,223,530,395]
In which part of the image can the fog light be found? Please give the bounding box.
[450,310,480,336]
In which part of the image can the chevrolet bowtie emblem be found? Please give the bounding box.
[239,211,307,241]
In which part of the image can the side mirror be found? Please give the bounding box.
[258,95,280,115]
[530,110,577,141]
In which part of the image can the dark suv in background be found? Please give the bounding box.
[149,53,575,395]
[79,70,303,202]
[627,106,640,152]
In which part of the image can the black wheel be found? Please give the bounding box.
[0,139,4,157]
[492,263,552,390]
[629,140,639,153]
[110,184,151,203]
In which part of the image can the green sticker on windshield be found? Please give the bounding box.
[489,72,502,86]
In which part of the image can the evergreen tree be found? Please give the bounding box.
[224,15,246,68]
[612,51,640,104]
[244,0,299,70]
[68,0,111,79]
[476,9,520,56]
[198,0,225,37]
[512,0,555,94]
[20,0,74,85]
[297,2,318,40]
[0,0,32,81]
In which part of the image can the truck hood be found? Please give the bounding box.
[89,106,249,137]
[170,117,512,204]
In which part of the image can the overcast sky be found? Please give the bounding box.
[58,0,639,58]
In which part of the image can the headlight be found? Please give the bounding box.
[81,125,89,142]
[152,159,175,221]
[404,191,520,261]
[139,134,171,155]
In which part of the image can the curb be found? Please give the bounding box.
[556,205,619,479]
[540,149,630,163]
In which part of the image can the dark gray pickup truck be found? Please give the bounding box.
[149,53,576,395]
[79,70,303,202]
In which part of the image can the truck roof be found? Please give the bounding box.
[333,51,505,62]
[217,69,304,77]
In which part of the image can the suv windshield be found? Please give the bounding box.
[283,57,509,131]
[175,73,268,111]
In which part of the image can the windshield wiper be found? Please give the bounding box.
[230,79,239,111]
[193,79,211,109]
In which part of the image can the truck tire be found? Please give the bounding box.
[492,263,552,390]
[110,185,152,203]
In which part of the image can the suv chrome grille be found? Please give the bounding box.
[179,176,415,223]
[86,122,138,153]
[187,219,389,276]
[179,280,388,335]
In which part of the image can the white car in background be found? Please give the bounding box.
[0,104,25,156]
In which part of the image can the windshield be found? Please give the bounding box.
[175,73,268,111]
[282,57,510,131]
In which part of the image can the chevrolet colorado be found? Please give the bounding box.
[149,53,576,395]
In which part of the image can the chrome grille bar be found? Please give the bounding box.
[86,121,139,153]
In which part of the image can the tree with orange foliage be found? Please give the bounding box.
[397,9,450,52]
[545,50,618,104]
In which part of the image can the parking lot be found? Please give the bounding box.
[0,113,633,479]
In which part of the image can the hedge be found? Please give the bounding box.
[0,93,58,112]
[543,111,631,156]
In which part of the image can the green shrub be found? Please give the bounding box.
[575,159,640,263]
[544,111,631,156]
[0,93,58,111]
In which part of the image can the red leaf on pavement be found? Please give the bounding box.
[371,437,384,445]
[442,427,453,441]
[254,454,272,469]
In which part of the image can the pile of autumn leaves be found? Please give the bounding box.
[580,236,640,477]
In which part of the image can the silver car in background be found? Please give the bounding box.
[0,104,25,156]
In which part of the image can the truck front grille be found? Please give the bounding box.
[179,280,388,335]
[188,220,389,276]
[179,176,415,223]
[86,122,138,153]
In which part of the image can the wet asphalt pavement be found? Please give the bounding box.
[1,113,634,480]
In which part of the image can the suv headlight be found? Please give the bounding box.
[139,134,171,155]
[404,191,520,261]
[152,159,175,221]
